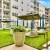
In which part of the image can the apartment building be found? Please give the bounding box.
[48,8,50,27]
[10,0,35,28]
[0,0,11,29]
[33,1,46,29]
[0,0,50,29]
[45,8,50,27]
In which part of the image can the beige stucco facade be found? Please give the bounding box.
[0,0,50,29]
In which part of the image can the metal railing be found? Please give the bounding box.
[3,15,9,17]
[4,0,10,2]
[4,7,10,10]
[0,15,1,19]
[0,5,1,8]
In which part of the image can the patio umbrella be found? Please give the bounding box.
[17,14,42,30]
[17,14,42,20]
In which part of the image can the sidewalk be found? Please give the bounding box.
[42,41,50,50]
[0,44,38,50]
[42,46,50,50]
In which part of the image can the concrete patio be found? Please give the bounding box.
[0,44,38,50]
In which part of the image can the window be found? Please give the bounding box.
[27,3,29,6]
[4,13,8,16]
[12,6,18,9]
[42,11,43,12]
[30,5,33,8]
[46,16,48,17]
[21,1,23,4]
[16,6,18,9]
[47,20,49,21]
[4,6,5,8]
[12,13,14,16]
[12,13,18,16]
[21,9,23,11]
[27,11,29,12]
[31,0,34,3]
[15,0,18,2]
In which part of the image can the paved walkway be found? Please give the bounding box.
[42,46,50,50]
[42,41,50,50]
[0,44,38,50]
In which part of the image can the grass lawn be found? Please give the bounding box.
[0,30,14,48]
[0,30,50,50]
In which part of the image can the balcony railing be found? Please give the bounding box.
[45,10,49,12]
[0,15,2,19]
[4,6,9,9]
[3,0,10,3]
[0,0,1,1]
[3,7,10,11]
[3,15,10,18]
[0,5,2,9]
[6,7,9,9]
[3,16,10,21]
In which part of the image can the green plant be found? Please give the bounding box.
[28,30,34,32]
[3,28,6,30]
[13,26,26,32]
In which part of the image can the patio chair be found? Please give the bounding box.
[37,27,46,34]
[26,30,38,37]
[29,31,38,37]
[37,29,45,34]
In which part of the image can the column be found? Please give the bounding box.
[40,19,41,27]
[17,18,18,26]
[23,20,24,26]
[31,20,34,30]
[42,14,44,29]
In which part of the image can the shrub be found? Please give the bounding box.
[12,26,26,32]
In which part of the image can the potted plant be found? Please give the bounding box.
[13,26,26,47]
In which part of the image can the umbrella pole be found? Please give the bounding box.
[27,20,28,27]
[23,20,24,26]
[42,15,44,29]
[17,18,18,26]
[31,20,33,30]
[40,19,41,27]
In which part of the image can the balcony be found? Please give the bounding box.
[45,10,49,13]
[3,7,10,12]
[34,4,37,8]
[0,4,2,10]
[34,1,37,5]
[3,15,10,19]
[0,0,1,1]
[3,0,10,3]
[0,15,2,19]
[3,15,10,18]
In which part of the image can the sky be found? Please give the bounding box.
[37,0,50,8]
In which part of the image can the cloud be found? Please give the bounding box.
[37,0,46,5]
[37,0,50,8]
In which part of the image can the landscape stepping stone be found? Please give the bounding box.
[43,41,50,48]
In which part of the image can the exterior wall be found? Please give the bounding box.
[39,4,45,17]
[10,0,34,27]
[45,8,50,27]
[48,8,50,27]
[34,2,46,28]
[0,0,50,29]
[34,1,39,14]
[0,0,11,29]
